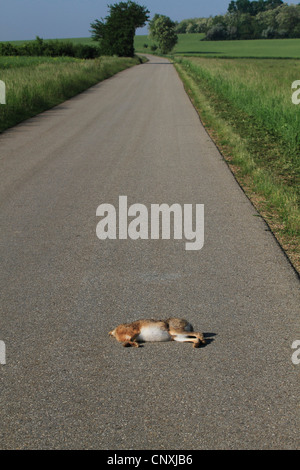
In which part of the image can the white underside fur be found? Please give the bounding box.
[172,334,192,342]
[136,326,171,342]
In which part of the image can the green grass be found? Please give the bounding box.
[0,55,143,132]
[180,58,300,170]
[0,55,76,69]
[174,36,300,58]
[135,34,300,58]
[174,57,300,271]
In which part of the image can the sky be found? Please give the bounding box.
[0,0,296,41]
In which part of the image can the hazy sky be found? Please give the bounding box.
[0,0,296,41]
[1,0,228,41]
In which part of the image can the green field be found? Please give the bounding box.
[134,34,300,58]
[4,34,300,58]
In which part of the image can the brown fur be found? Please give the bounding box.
[109,317,206,348]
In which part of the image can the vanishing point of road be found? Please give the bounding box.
[0,55,299,450]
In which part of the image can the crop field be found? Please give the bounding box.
[135,34,300,59]
[174,57,300,270]
[0,55,142,132]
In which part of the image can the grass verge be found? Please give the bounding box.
[0,55,144,132]
[174,57,300,274]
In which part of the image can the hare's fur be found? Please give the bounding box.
[109,318,206,348]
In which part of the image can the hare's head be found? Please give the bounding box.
[109,328,116,337]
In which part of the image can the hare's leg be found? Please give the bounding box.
[123,333,140,348]
[171,334,201,348]
[177,331,206,344]
[192,332,206,344]
[123,341,140,347]
[170,329,206,345]
[168,322,206,345]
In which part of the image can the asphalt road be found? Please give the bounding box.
[0,55,299,450]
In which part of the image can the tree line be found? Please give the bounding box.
[175,1,300,40]
[0,36,100,59]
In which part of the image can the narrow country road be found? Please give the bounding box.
[0,55,299,450]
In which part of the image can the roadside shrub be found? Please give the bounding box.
[0,42,18,55]
[149,14,178,54]
[0,37,101,59]
[73,44,100,59]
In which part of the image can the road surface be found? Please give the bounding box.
[0,55,299,450]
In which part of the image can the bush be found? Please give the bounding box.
[149,14,178,54]
[0,42,18,55]
[0,37,101,59]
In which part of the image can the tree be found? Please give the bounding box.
[90,1,149,57]
[175,19,190,33]
[228,0,253,14]
[265,0,283,10]
[256,7,279,29]
[228,0,283,15]
[148,14,178,54]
